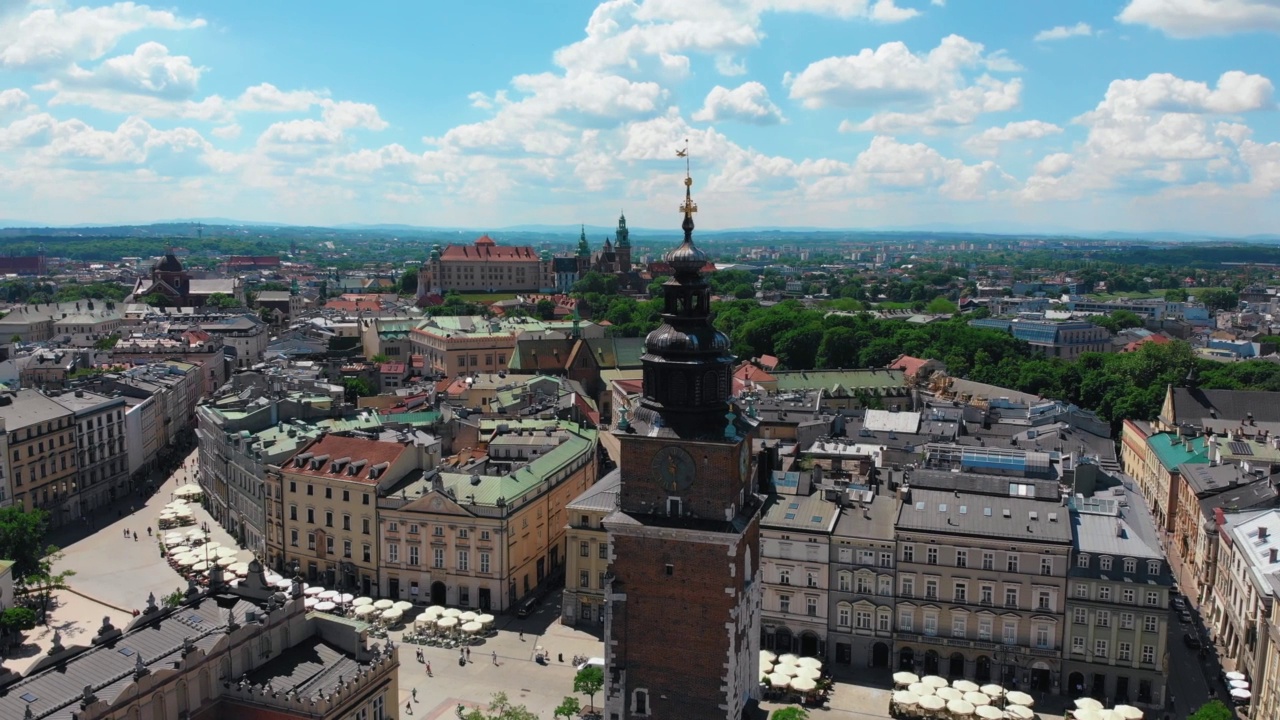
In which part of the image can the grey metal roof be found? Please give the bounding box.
[1070,483,1164,563]
[566,468,620,513]
[895,487,1073,543]
[1180,462,1251,497]
[1199,479,1279,518]
[246,636,360,701]
[831,492,898,542]
[0,388,74,429]
[903,468,1060,501]
[761,491,840,533]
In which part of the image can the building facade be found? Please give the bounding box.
[561,469,620,627]
[0,389,79,525]
[53,389,129,517]
[416,235,555,297]
[760,491,838,659]
[828,492,898,670]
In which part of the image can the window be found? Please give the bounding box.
[306,508,314,524]
[838,547,853,563]
[362,518,370,535]
[373,695,385,720]
[809,572,821,589]
[388,521,398,533]
[408,524,419,534]
[325,487,332,499]
[981,584,993,605]
[458,529,469,539]
[434,526,444,537]
[878,576,892,597]
[580,570,590,588]
[480,530,490,541]
[363,493,370,505]
[838,572,852,593]
[1145,591,1159,607]
[1124,558,1137,573]
[290,529,298,546]
[902,545,914,562]
[927,547,938,565]
[1007,554,1019,573]
[956,549,967,568]
[289,504,297,521]
[325,511,333,528]
[858,550,875,565]
[925,579,938,600]
[1147,560,1160,576]
[307,532,316,550]
[580,541,590,557]
[838,604,851,627]
[479,552,490,573]
[952,615,967,638]
[457,550,469,571]
[978,616,992,641]
[1096,610,1110,628]
[806,597,818,617]
[857,610,872,629]
[923,614,938,637]
[1072,636,1085,654]
[363,544,371,563]
[1075,583,1089,599]
[954,581,967,603]
[1037,590,1052,611]
[433,548,444,569]
[901,576,914,597]
[1041,557,1053,576]
[1143,615,1158,633]
[779,596,791,614]
[1094,639,1108,658]
[1122,588,1135,604]
[779,568,791,585]
[1004,587,1018,608]
[1073,608,1087,624]
[1141,645,1155,664]
[1118,642,1132,661]
[1035,625,1050,649]
[1100,556,1112,571]
[344,540,352,558]
[632,689,649,716]
[307,484,313,496]
[1120,612,1134,629]
[599,542,608,559]
[1098,586,1111,601]
[982,552,994,570]
[856,575,871,594]
[878,610,891,631]
[387,544,399,562]
[1002,621,1017,645]
[342,490,350,502]
[898,609,913,632]
[879,552,893,568]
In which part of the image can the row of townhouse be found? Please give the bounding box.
[748,470,1172,709]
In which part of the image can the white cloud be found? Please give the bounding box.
[787,35,1022,133]
[0,88,30,116]
[320,100,388,131]
[964,120,1064,155]
[60,41,202,99]
[235,83,327,112]
[0,1,205,69]
[1034,22,1094,41]
[211,124,241,140]
[0,113,211,169]
[1118,0,1280,37]
[692,82,784,124]
[36,80,228,120]
[715,54,748,76]
[1080,71,1274,117]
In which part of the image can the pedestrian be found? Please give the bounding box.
[519,631,524,642]
[492,651,498,665]
[426,661,431,676]
[133,532,137,541]
[465,647,470,661]
[146,527,152,537]
[405,701,412,715]
[412,688,417,702]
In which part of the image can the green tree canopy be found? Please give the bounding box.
[771,708,811,720]
[0,507,51,579]
[1187,700,1233,720]
[574,665,605,712]
[461,693,538,720]
[1198,288,1240,311]
[399,268,419,296]
[341,377,376,403]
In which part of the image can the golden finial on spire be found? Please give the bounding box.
[677,138,696,216]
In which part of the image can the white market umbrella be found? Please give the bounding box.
[214,547,237,559]
[773,663,798,677]
[315,601,336,612]
[203,542,223,552]
[318,590,339,601]
[1098,710,1125,720]
[953,680,980,693]
[892,690,919,706]
[918,696,945,712]
[793,666,821,681]
[441,607,462,618]
[353,596,373,607]
[964,692,990,706]
[414,614,435,627]
[424,605,446,617]
[760,649,777,663]
[172,507,193,517]
[922,675,949,689]
[975,705,1003,720]
[215,556,236,568]
[305,586,326,597]
[765,673,790,689]
[908,682,934,697]
[1075,698,1104,711]
[894,671,919,687]
[275,579,293,590]
[228,562,249,574]
[1225,671,1247,681]
[174,484,203,497]
[947,699,975,717]
[476,613,494,625]
[1005,691,1034,707]
[164,532,186,544]
[760,660,774,674]
[340,593,355,604]
[1004,704,1035,719]
[1073,709,1102,720]
[936,687,963,703]
[459,610,478,622]
[191,560,210,572]
[381,608,403,623]
[796,656,821,670]
[777,653,800,665]
[393,601,414,612]
[304,597,319,609]
[1230,679,1250,689]
[981,684,1005,698]
[1230,688,1252,700]
[186,529,205,539]
[461,620,483,634]
[1113,705,1143,720]
[374,599,395,610]
[435,616,458,630]
[791,676,817,693]
[353,605,376,618]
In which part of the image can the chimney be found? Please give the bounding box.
[897,484,911,504]
[1261,527,1269,541]
[1271,548,1278,564]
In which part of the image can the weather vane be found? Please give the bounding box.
[676,138,696,217]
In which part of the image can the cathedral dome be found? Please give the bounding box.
[645,322,730,355]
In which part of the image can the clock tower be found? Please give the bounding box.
[603,164,763,720]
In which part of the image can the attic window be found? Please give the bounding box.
[117,647,135,657]
[983,508,992,516]
[915,501,925,510]
[1002,509,1011,518]
[19,692,37,703]
[1029,511,1038,521]
[959,506,967,514]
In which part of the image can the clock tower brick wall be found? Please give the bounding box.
[618,436,751,521]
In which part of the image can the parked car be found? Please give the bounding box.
[1184,633,1201,649]
[516,598,537,619]
[1172,597,1187,611]
[1180,610,1194,623]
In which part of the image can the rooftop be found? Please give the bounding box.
[284,434,411,484]
[761,491,840,533]
[896,487,1073,542]
[1147,432,1209,472]
[0,388,74,429]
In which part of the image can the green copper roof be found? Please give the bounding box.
[1147,432,1209,472]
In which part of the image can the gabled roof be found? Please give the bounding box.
[285,435,410,484]
[509,338,576,372]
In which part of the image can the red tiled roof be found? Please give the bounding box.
[734,363,775,383]
[757,355,779,371]
[285,435,409,485]
[439,236,536,260]
[1122,335,1172,352]
[325,299,382,312]
[379,362,407,374]
[888,354,932,378]
[227,255,281,268]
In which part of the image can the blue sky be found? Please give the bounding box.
[1,0,1279,235]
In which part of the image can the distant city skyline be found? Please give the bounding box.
[0,1,1278,234]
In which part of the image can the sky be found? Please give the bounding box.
[1,0,1279,235]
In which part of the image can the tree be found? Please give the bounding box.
[771,708,810,720]
[341,377,375,403]
[535,298,557,320]
[461,692,539,720]
[1164,288,1187,302]
[925,296,958,315]
[141,292,172,308]
[205,293,242,309]
[0,506,51,579]
[370,354,390,364]
[1198,288,1240,312]
[23,547,75,624]
[0,607,35,632]
[399,268,419,296]
[574,665,604,713]
[553,696,582,720]
[162,588,186,609]
[93,334,121,350]
[1094,309,1144,333]
[1187,700,1233,720]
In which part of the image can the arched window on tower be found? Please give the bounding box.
[670,374,686,405]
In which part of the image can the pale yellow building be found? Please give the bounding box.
[560,469,619,626]
[0,389,79,525]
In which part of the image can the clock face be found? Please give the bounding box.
[651,446,695,494]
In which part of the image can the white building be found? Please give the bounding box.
[1207,509,1280,692]
[760,488,840,658]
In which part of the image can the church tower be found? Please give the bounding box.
[577,225,592,277]
[615,211,631,272]
[603,163,762,720]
